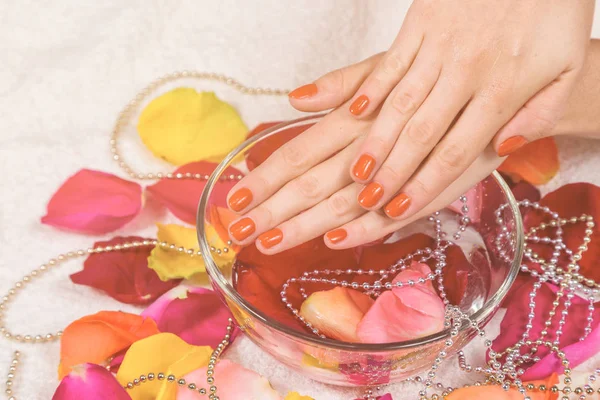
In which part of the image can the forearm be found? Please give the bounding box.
[555,39,600,138]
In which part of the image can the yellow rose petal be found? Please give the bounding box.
[285,392,314,400]
[148,223,235,282]
[116,333,212,400]
[137,88,248,165]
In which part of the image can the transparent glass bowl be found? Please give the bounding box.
[197,114,524,387]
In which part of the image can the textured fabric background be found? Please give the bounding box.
[1,1,600,399]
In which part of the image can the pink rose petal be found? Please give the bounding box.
[42,169,142,234]
[492,280,600,380]
[146,161,243,224]
[52,363,130,400]
[142,286,239,348]
[448,184,483,224]
[177,360,281,400]
[357,263,445,343]
[70,236,180,305]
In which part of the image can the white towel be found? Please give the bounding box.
[1,1,599,398]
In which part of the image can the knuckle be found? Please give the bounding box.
[327,192,353,217]
[293,174,322,200]
[378,164,403,184]
[280,142,308,170]
[435,143,467,170]
[409,177,432,198]
[320,68,345,94]
[380,51,407,77]
[391,88,417,115]
[405,119,437,147]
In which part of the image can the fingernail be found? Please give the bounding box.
[228,188,253,212]
[498,136,528,157]
[229,217,256,241]
[352,154,376,180]
[384,193,411,218]
[258,228,283,249]
[326,228,347,244]
[358,182,384,208]
[289,83,318,99]
[349,95,369,116]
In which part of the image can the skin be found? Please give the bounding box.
[227,20,600,255]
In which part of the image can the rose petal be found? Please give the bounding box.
[148,223,235,283]
[59,311,159,378]
[147,161,244,224]
[357,263,445,343]
[497,137,559,185]
[41,169,142,234]
[500,173,541,203]
[245,122,314,170]
[448,184,483,224]
[493,280,600,380]
[445,374,558,400]
[142,285,239,348]
[117,333,212,400]
[177,360,281,400]
[235,237,359,333]
[52,363,130,400]
[300,287,374,342]
[285,392,314,400]
[70,236,179,305]
[208,205,242,252]
[524,183,600,282]
[137,88,247,165]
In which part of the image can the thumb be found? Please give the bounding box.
[288,53,383,112]
[493,70,579,157]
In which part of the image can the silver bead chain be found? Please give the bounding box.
[1,71,292,399]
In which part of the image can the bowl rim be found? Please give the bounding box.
[197,114,524,352]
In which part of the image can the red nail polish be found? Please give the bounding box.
[384,193,411,218]
[358,182,384,208]
[349,95,369,116]
[326,228,347,244]
[498,136,528,157]
[228,188,253,212]
[258,228,283,249]
[229,217,256,241]
[289,84,318,99]
[352,154,376,180]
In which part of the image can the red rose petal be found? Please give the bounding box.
[245,122,314,170]
[41,169,142,234]
[146,161,244,224]
[524,183,600,281]
[70,236,180,305]
[141,286,239,348]
[492,280,600,379]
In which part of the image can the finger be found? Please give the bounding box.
[357,74,471,209]
[228,138,362,245]
[326,145,504,249]
[255,184,366,254]
[350,46,441,184]
[227,109,370,214]
[493,69,580,156]
[347,25,424,118]
[384,93,523,221]
[288,53,383,112]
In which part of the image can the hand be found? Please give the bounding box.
[290,0,593,221]
[225,96,504,254]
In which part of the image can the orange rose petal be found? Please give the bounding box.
[497,137,559,185]
[58,311,159,379]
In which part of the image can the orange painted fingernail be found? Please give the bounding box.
[228,188,253,212]
[349,95,369,115]
[289,83,318,99]
[258,228,283,249]
[352,154,376,180]
[358,182,384,208]
[326,228,347,244]
[384,193,411,218]
[498,136,528,157]
[229,217,256,241]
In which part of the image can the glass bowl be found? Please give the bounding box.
[197,114,524,387]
